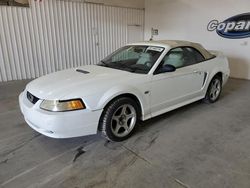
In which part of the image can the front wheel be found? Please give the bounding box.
[204,75,222,103]
[99,97,139,142]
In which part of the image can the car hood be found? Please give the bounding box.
[26,65,143,100]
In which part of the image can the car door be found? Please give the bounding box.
[150,47,206,116]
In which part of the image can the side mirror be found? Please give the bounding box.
[156,64,176,74]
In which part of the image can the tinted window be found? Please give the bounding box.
[183,47,205,66]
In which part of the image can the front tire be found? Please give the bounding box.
[99,97,139,142]
[204,75,222,103]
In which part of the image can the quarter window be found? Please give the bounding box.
[183,47,205,66]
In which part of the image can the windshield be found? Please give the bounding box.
[97,45,165,74]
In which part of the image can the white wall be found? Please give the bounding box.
[145,0,250,80]
[0,0,144,81]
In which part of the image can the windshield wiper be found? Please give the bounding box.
[98,61,143,73]
[110,62,135,72]
[98,60,110,67]
[128,67,141,73]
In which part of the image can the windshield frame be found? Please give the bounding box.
[97,45,166,74]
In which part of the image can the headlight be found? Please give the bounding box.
[40,99,85,112]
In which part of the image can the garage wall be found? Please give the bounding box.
[145,0,250,80]
[0,0,144,82]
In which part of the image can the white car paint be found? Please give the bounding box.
[19,40,230,138]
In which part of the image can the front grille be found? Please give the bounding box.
[27,91,39,104]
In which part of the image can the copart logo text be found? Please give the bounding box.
[207,13,250,39]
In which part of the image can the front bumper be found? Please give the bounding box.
[19,91,102,138]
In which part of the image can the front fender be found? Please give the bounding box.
[96,85,150,119]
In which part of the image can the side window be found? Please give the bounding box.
[162,48,184,68]
[156,46,206,73]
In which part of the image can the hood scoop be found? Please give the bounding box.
[76,69,90,74]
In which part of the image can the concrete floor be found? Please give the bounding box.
[0,78,250,188]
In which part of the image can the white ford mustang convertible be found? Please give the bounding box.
[19,40,230,141]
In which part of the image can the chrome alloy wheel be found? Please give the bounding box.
[111,104,137,138]
[210,78,221,101]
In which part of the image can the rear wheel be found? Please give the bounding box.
[99,97,139,142]
[204,75,222,103]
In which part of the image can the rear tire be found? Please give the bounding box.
[203,75,222,103]
[99,97,139,142]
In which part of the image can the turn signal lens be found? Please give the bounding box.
[67,100,85,109]
[40,99,85,112]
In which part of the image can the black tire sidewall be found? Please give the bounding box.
[205,75,222,103]
[100,97,139,142]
